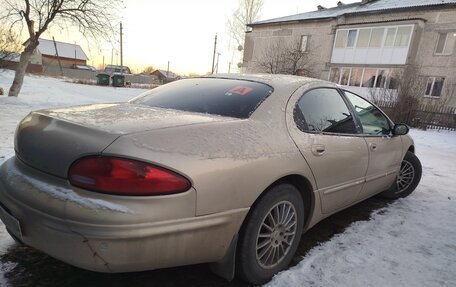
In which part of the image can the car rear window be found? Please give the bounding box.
[130,78,273,118]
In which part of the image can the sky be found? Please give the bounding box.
[41,0,358,75]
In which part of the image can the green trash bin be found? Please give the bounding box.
[96,73,110,86]
[111,74,125,87]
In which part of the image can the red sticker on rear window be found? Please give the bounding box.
[227,86,254,96]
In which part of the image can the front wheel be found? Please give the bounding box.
[381,151,422,199]
[236,184,304,285]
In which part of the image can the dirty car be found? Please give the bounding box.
[0,74,422,284]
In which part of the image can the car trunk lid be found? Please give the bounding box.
[15,103,231,178]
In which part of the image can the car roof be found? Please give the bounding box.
[201,73,322,89]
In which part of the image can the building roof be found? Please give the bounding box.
[154,69,178,79]
[37,38,88,60]
[251,0,456,26]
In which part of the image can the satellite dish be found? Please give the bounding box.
[237,45,243,51]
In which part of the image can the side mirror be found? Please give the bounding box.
[393,123,409,136]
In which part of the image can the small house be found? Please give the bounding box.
[152,69,179,84]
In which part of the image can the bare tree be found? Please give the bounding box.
[371,65,425,125]
[227,0,264,71]
[254,38,315,76]
[441,79,456,106]
[391,65,425,124]
[1,0,121,97]
[0,26,21,66]
[143,65,155,74]
[227,0,264,48]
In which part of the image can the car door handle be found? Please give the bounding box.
[311,144,326,156]
[369,143,377,151]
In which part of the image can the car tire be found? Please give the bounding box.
[236,183,304,285]
[381,151,422,199]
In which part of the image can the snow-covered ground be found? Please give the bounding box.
[0,70,455,286]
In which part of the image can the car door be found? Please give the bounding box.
[287,87,369,214]
[343,90,403,199]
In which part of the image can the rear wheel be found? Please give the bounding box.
[381,151,422,199]
[236,184,304,284]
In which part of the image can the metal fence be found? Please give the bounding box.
[376,101,456,131]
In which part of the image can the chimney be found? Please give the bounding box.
[317,5,326,11]
[337,1,345,6]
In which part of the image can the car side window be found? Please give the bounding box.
[294,88,358,134]
[343,91,391,135]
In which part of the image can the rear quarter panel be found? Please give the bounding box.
[103,119,317,216]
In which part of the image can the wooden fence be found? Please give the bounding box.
[375,101,456,131]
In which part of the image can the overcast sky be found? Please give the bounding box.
[42,0,357,74]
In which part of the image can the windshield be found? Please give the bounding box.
[130,78,273,118]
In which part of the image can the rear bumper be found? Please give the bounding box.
[0,157,248,272]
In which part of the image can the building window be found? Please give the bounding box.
[334,25,412,50]
[384,27,397,47]
[386,69,401,89]
[424,77,445,98]
[335,30,348,48]
[362,68,377,87]
[332,67,402,90]
[376,69,388,88]
[370,28,384,47]
[347,30,357,47]
[329,67,341,83]
[300,35,309,52]
[394,26,412,47]
[357,28,371,48]
[340,68,351,85]
[350,68,363,87]
[435,32,456,55]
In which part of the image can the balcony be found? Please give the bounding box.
[331,25,414,65]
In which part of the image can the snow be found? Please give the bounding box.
[255,0,456,25]
[0,70,456,286]
[5,165,133,214]
[37,38,88,60]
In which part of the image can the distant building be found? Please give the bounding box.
[28,38,89,69]
[243,0,456,106]
[0,52,43,73]
[152,69,180,84]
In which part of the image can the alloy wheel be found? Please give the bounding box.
[255,201,297,269]
[397,159,415,193]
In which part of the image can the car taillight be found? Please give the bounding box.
[68,156,191,196]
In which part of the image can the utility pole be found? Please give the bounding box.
[216,53,221,74]
[211,34,217,74]
[52,37,63,76]
[120,22,124,74]
[228,62,231,73]
[167,61,170,77]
